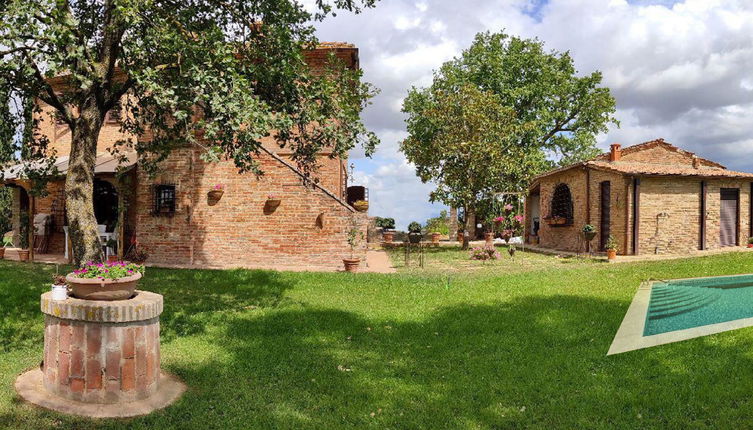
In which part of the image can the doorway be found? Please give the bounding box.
[720,188,739,247]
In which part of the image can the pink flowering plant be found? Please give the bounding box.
[72,261,145,280]
[469,246,501,261]
[212,184,224,191]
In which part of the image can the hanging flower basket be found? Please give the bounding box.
[266,194,282,210]
[208,184,225,202]
[353,200,369,212]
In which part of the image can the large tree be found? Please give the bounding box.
[401,31,617,239]
[0,0,379,265]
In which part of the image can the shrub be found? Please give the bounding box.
[605,235,619,251]
[469,246,500,260]
[582,224,596,233]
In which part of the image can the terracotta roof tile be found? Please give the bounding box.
[585,160,753,179]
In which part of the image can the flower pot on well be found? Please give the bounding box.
[343,258,360,273]
[382,231,394,244]
[17,249,29,261]
[66,272,142,301]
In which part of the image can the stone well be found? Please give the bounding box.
[15,291,185,418]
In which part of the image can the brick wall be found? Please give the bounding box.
[535,167,587,252]
[130,147,367,271]
[638,177,702,254]
[587,169,630,254]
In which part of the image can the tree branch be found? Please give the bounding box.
[26,57,75,125]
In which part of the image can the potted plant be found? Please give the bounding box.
[582,224,597,242]
[266,193,282,209]
[748,237,753,248]
[408,221,422,244]
[17,213,29,262]
[353,199,369,212]
[457,229,464,242]
[343,218,363,273]
[0,233,11,259]
[51,274,68,301]
[605,235,619,261]
[430,231,442,244]
[66,261,145,301]
[208,184,224,200]
[484,230,494,245]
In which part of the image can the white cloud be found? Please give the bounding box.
[309,0,753,227]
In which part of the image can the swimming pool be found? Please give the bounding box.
[644,274,753,336]
[608,274,753,355]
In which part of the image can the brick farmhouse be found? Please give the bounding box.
[3,42,369,271]
[525,139,753,255]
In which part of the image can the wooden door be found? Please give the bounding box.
[720,188,739,247]
[599,181,611,251]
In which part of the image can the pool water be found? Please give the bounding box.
[645,274,753,336]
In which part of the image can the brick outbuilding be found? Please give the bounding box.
[525,139,753,255]
[3,42,368,271]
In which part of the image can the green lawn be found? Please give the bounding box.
[4,250,753,428]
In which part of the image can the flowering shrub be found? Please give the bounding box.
[469,246,500,260]
[71,261,145,280]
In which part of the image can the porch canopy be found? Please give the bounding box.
[2,152,136,181]
[2,152,136,262]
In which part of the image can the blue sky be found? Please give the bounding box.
[309,0,753,230]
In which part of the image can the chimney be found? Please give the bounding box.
[609,143,622,162]
[692,155,700,169]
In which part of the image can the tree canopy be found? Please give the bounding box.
[401,31,617,237]
[0,0,380,264]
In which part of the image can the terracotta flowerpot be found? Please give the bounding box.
[107,255,119,263]
[431,232,441,244]
[484,232,494,245]
[383,231,394,244]
[606,249,617,260]
[457,232,464,242]
[208,190,224,206]
[353,201,369,212]
[66,272,142,301]
[17,249,29,262]
[343,258,360,273]
[0,247,4,259]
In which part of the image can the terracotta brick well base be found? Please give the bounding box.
[15,290,184,418]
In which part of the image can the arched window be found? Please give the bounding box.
[550,183,574,225]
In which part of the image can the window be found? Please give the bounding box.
[153,185,176,216]
[550,183,574,225]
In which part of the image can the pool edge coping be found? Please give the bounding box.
[607,277,753,355]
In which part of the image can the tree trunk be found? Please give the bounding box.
[65,104,104,266]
